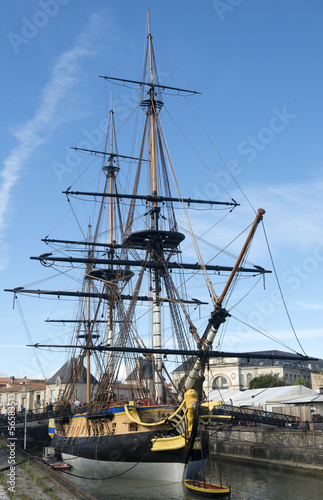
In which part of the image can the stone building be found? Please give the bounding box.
[172,350,323,392]
[311,372,323,391]
[283,388,323,422]
[0,376,46,412]
[46,357,97,404]
[0,357,98,411]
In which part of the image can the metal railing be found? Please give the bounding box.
[0,407,51,427]
[212,404,301,427]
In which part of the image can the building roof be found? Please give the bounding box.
[238,350,314,370]
[0,377,33,388]
[172,357,194,374]
[126,358,153,381]
[0,381,46,394]
[46,358,97,385]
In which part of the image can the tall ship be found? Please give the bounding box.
[5,12,313,483]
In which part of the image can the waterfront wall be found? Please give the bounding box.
[210,426,323,470]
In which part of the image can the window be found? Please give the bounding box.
[15,394,19,406]
[221,377,228,388]
[51,390,56,403]
[247,373,253,384]
[0,395,2,406]
[212,376,228,390]
[36,393,41,406]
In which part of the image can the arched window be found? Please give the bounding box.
[212,376,228,390]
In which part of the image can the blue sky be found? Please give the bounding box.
[0,0,323,379]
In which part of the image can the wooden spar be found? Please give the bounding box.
[217,208,265,305]
[109,89,114,247]
[86,222,92,404]
[86,348,91,404]
[107,90,115,374]
[147,10,154,89]
[147,10,157,207]
[182,208,266,396]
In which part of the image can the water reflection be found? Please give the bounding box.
[66,458,323,500]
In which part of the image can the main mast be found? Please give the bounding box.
[147,11,163,403]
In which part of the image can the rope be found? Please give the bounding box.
[15,297,47,380]
[261,221,307,356]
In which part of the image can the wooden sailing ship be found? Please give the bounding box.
[5,12,313,483]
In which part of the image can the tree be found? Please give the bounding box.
[294,377,311,388]
[249,373,285,389]
[177,375,186,391]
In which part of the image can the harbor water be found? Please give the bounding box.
[66,458,323,500]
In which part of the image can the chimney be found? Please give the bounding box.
[10,376,15,385]
[319,387,323,395]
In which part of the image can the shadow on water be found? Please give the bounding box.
[65,459,323,500]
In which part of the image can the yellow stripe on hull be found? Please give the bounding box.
[151,434,186,451]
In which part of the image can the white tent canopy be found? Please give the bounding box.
[208,385,317,411]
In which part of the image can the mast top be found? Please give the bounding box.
[147,9,151,38]
[147,9,154,87]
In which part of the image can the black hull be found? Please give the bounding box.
[52,429,206,465]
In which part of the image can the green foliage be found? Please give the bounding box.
[293,377,311,388]
[177,375,186,391]
[249,373,285,389]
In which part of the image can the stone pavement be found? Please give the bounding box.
[0,439,87,499]
[0,483,10,500]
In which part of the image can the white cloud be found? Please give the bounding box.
[294,301,323,311]
[245,179,323,251]
[0,19,100,270]
[183,175,323,271]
